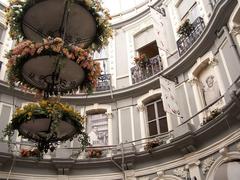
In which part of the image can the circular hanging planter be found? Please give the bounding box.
[3,100,89,153]
[6,37,101,95]
[6,0,112,51]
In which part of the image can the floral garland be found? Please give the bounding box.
[144,139,163,153]
[177,19,194,38]
[3,100,89,154]
[6,37,101,94]
[5,0,113,52]
[87,148,102,158]
[134,54,149,68]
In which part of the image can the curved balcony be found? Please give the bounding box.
[0,76,240,179]
[96,74,111,92]
[177,17,205,56]
[131,55,163,84]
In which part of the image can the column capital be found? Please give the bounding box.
[105,112,113,119]
[137,103,145,112]
[208,58,218,67]
[230,24,240,36]
[188,77,199,85]
[157,170,164,177]
[187,160,201,167]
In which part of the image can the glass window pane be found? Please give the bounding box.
[87,114,108,146]
[149,121,158,136]
[159,117,168,133]
[157,101,166,117]
[147,104,156,121]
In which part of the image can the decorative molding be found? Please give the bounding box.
[208,58,218,67]
[230,24,240,35]
[206,152,240,180]
[219,147,228,156]
[137,89,162,107]
[85,103,112,114]
[105,112,113,119]
[201,156,215,175]
[237,142,240,151]
[188,77,199,86]
[173,167,188,178]
[157,170,164,177]
[137,103,145,112]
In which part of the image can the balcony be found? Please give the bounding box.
[96,74,111,91]
[131,55,163,84]
[177,17,205,56]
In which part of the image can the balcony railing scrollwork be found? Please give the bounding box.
[131,55,163,84]
[96,74,111,91]
[177,17,205,56]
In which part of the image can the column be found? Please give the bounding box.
[137,104,147,140]
[166,112,173,131]
[106,112,113,145]
[187,161,203,180]
[189,77,205,124]
[231,24,240,48]
[124,170,137,180]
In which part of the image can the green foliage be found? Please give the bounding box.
[2,100,90,154]
[177,19,194,37]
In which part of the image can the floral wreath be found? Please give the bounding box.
[6,37,101,93]
[3,100,89,153]
[6,0,113,52]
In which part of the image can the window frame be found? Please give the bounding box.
[146,99,167,136]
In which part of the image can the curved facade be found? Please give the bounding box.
[0,0,240,179]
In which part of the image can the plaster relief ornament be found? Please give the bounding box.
[173,167,188,179]
[201,156,215,175]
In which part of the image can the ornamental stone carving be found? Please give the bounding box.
[201,156,215,175]
[173,167,188,178]
[137,104,145,112]
[208,58,218,67]
[230,24,240,36]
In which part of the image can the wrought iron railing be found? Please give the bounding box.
[177,17,205,56]
[131,55,163,84]
[96,74,111,91]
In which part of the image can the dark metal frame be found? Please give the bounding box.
[131,55,163,84]
[177,17,205,56]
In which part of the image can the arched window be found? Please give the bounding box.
[85,104,113,146]
[87,113,108,146]
[214,160,240,180]
[146,99,168,136]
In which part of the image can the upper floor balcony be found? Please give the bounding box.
[177,17,205,56]
[131,55,163,84]
[96,74,111,91]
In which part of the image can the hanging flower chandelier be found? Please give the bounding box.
[6,37,101,96]
[3,0,112,155]
[6,0,113,51]
[3,100,89,154]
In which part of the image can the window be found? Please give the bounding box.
[146,99,168,136]
[87,113,108,146]
[182,3,201,22]
[0,61,2,72]
[137,41,159,59]
[214,160,240,180]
